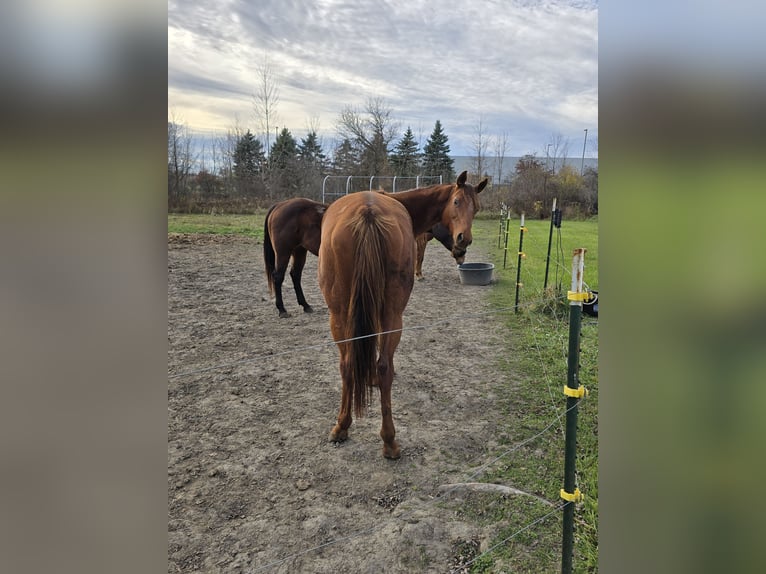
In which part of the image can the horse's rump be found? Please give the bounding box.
[263,198,326,299]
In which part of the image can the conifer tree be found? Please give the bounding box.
[389,127,420,177]
[269,127,298,170]
[422,120,455,181]
[233,130,266,196]
[298,131,327,170]
[332,138,361,175]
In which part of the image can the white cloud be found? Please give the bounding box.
[169,0,598,156]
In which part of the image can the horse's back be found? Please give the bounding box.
[321,192,414,265]
[319,192,415,308]
[269,197,326,256]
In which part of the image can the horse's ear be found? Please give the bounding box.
[477,178,489,194]
[456,171,468,186]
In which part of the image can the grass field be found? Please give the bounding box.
[168,211,599,572]
[168,212,266,238]
[465,215,598,572]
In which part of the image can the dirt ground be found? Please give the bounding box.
[168,233,517,573]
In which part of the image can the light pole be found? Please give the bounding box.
[580,129,588,175]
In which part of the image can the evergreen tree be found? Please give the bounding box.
[295,130,328,199]
[422,120,455,181]
[298,131,327,171]
[233,130,265,180]
[332,138,361,175]
[389,127,420,177]
[269,127,298,170]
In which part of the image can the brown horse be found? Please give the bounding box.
[263,198,327,318]
[318,171,487,458]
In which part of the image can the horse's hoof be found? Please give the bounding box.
[416,275,425,281]
[303,305,314,314]
[383,442,401,459]
[278,310,290,318]
[330,427,348,442]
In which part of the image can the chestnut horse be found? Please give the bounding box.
[263,198,327,318]
[318,171,487,458]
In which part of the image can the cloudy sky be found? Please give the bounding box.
[168,0,598,158]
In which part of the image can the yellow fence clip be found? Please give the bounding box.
[560,487,583,503]
[567,291,593,302]
[518,251,526,259]
[516,282,523,288]
[563,385,588,399]
[520,226,528,232]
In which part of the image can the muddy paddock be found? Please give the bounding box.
[168,234,519,573]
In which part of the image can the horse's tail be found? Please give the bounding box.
[346,209,389,418]
[263,204,278,296]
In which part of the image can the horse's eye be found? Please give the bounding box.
[453,198,459,206]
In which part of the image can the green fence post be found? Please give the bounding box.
[544,198,558,291]
[561,248,587,574]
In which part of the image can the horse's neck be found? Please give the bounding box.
[392,186,451,236]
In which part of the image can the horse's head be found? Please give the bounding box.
[441,171,488,263]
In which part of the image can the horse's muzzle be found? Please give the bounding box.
[453,232,471,263]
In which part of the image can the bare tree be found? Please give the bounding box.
[414,121,426,170]
[305,115,322,136]
[252,54,280,158]
[167,112,195,203]
[470,115,490,180]
[215,132,235,194]
[336,97,399,175]
[493,130,510,185]
[547,132,570,173]
[211,133,226,179]
[213,115,246,195]
[197,139,208,174]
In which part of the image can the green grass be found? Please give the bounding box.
[475,215,598,295]
[459,215,598,572]
[167,212,266,239]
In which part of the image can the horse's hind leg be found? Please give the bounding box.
[377,330,402,459]
[272,251,293,318]
[330,340,353,442]
[415,234,427,280]
[290,247,313,313]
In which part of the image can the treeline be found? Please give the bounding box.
[168,102,597,218]
[168,99,458,213]
[497,156,598,219]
